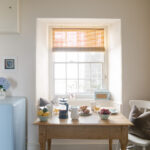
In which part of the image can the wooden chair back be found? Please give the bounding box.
[129,100,150,112]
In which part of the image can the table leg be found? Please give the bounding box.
[39,126,47,150]
[120,127,128,150]
[109,139,112,150]
[48,139,51,150]
[40,141,46,150]
[120,140,127,150]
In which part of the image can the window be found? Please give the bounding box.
[52,28,107,98]
[53,52,106,95]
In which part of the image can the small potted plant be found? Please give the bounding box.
[0,77,10,100]
[37,107,50,122]
[98,108,111,120]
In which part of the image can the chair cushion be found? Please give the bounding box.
[39,98,50,107]
[129,105,150,140]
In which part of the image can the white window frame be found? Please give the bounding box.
[52,52,108,99]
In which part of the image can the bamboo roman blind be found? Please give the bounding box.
[52,28,105,52]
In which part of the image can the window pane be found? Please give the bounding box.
[79,80,91,93]
[91,80,102,92]
[78,52,104,62]
[67,64,78,79]
[55,80,66,95]
[66,52,78,62]
[54,52,66,62]
[54,64,66,79]
[79,64,90,79]
[67,80,78,93]
[91,63,102,79]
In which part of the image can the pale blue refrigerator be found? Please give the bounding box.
[0,97,26,150]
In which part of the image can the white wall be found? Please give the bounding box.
[0,0,150,150]
[108,21,122,106]
[36,21,49,102]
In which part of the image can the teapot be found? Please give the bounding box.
[59,98,69,119]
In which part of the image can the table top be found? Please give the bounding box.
[34,113,132,126]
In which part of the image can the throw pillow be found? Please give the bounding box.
[135,111,150,139]
[129,105,142,124]
[129,105,150,140]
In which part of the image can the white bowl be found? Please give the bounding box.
[98,113,110,120]
[39,116,49,122]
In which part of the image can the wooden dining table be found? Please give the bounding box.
[34,112,132,150]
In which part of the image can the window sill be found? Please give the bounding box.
[68,98,115,107]
[68,98,113,102]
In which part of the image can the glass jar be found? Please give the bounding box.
[0,89,6,100]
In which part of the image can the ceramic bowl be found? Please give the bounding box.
[98,113,110,120]
[39,116,49,122]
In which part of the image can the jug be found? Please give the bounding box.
[59,98,69,119]
[71,106,79,120]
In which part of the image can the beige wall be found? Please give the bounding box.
[0,0,150,149]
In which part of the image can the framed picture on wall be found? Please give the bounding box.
[94,90,111,100]
[0,56,18,72]
[4,59,15,69]
[0,0,20,33]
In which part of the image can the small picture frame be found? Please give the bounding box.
[0,56,18,72]
[5,59,15,69]
[94,90,111,100]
